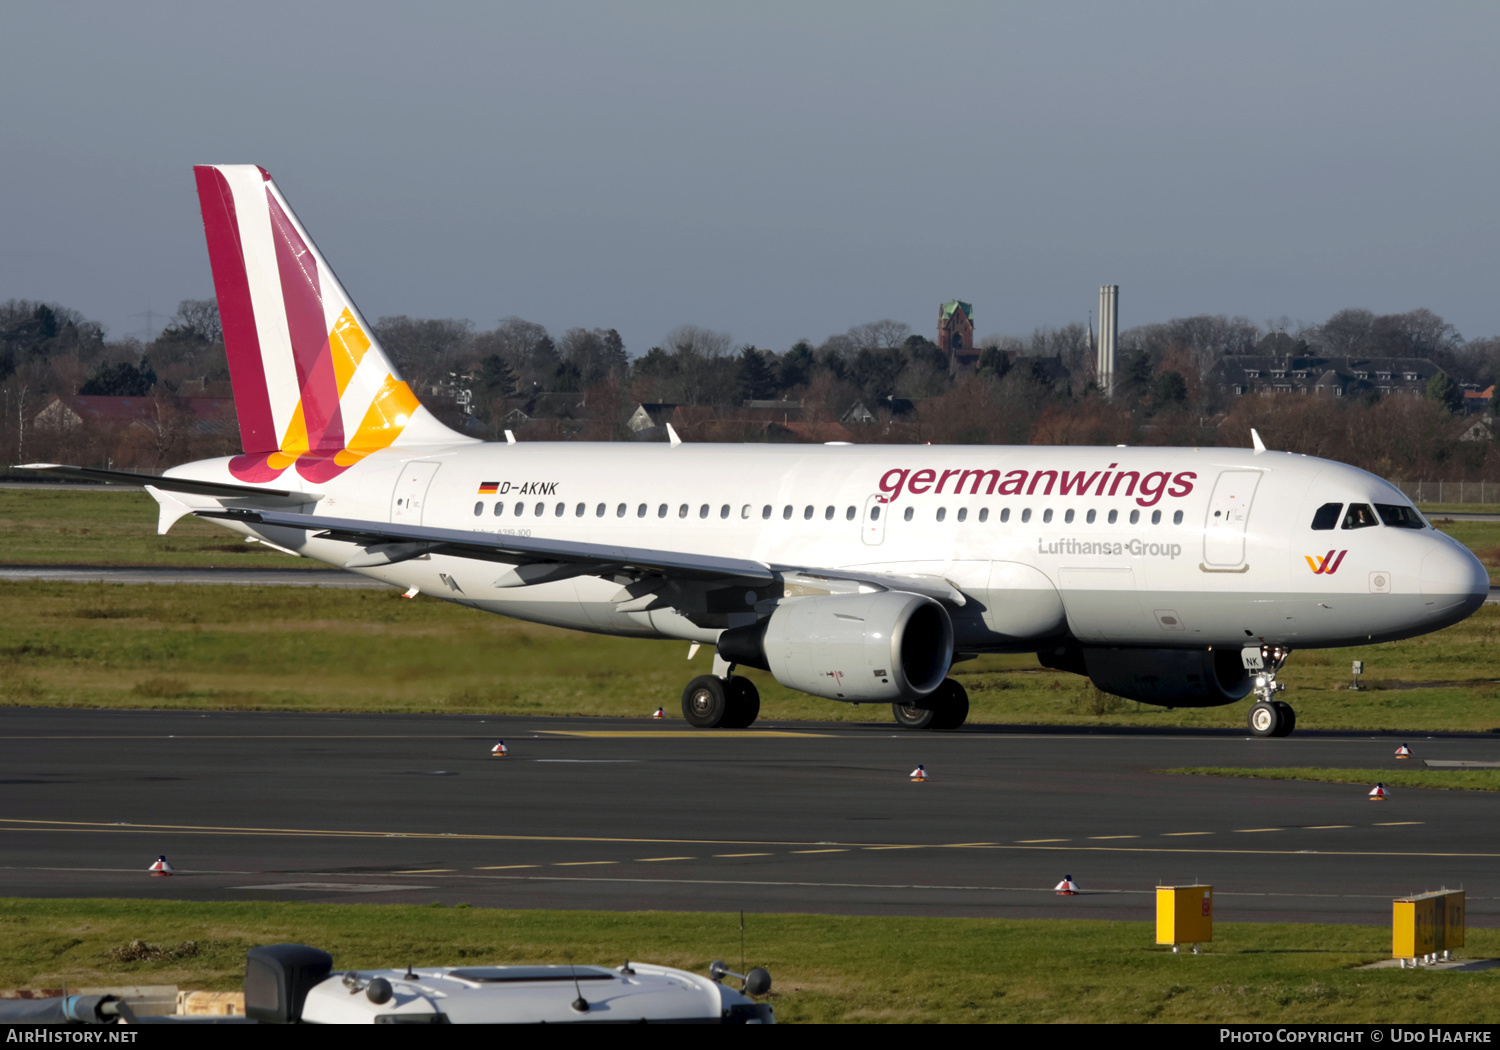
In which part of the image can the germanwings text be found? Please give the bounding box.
[878,463,1197,508]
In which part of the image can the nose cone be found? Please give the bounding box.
[1420,540,1490,625]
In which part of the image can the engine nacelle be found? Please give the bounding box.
[1076,647,1253,708]
[717,592,953,702]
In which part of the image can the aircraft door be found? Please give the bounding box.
[390,461,441,525]
[1202,470,1261,569]
[862,495,888,545]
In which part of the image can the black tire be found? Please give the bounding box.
[682,675,729,728]
[892,700,936,730]
[1247,700,1280,737]
[722,676,761,729]
[1271,700,1296,737]
[928,678,970,731]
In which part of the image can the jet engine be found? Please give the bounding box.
[1041,646,1253,708]
[717,591,953,702]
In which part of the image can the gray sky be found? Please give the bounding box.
[2,2,1496,354]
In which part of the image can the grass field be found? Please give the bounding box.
[2,899,1496,1024]
[1166,767,1500,791]
[1,578,1499,729]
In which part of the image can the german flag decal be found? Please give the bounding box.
[478,481,499,494]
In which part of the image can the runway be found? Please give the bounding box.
[1,708,1496,925]
[0,565,391,588]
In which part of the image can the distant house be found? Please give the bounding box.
[35,395,236,437]
[1210,355,1451,399]
[939,300,977,373]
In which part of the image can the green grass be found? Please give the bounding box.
[1,899,1496,1023]
[2,578,1500,729]
[0,488,316,567]
[1165,767,1500,791]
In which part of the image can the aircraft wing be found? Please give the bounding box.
[17,464,321,506]
[200,508,964,604]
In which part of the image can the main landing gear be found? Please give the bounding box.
[1245,645,1296,738]
[681,674,761,729]
[891,678,969,731]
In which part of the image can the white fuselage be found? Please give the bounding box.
[163,440,1488,656]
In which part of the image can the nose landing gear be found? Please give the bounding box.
[1244,644,1295,737]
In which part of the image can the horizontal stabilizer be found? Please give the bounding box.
[17,464,322,505]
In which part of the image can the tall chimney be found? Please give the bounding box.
[1098,285,1119,400]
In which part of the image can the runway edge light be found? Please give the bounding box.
[148,855,173,877]
[491,741,508,758]
[1395,744,1412,759]
[909,765,927,782]
[1369,782,1389,801]
[652,708,665,720]
[1054,875,1079,895]
[1157,884,1212,953]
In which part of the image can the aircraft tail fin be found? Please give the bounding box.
[193,164,469,483]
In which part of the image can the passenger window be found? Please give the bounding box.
[699,504,709,519]
[494,502,504,517]
[871,506,881,520]
[616,503,626,518]
[824,506,834,521]
[1342,503,1378,530]
[804,506,814,520]
[1311,503,1342,531]
[957,508,967,522]
[679,504,689,518]
[1021,508,1031,523]
[596,503,606,517]
[742,505,751,519]
[1064,509,1074,524]
[936,508,947,522]
[1376,503,1426,529]
[637,504,647,518]
[658,503,668,518]
[783,506,792,520]
[1129,509,1139,524]
[515,502,525,516]
[576,503,586,517]
[1085,509,1095,524]
[1042,509,1053,523]
[762,505,772,519]
[473,502,483,516]
[1151,510,1161,525]
[846,506,856,521]
[720,504,730,519]
[534,502,544,516]
[999,507,1009,523]
[555,503,565,517]
[978,508,989,523]
[904,507,914,522]
[1173,510,1183,525]
[1107,509,1117,524]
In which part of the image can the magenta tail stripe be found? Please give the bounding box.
[193,166,277,454]
[266,191,346,452]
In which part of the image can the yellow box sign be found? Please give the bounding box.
[1156,884,1213,946]
[1393,889,1465,959]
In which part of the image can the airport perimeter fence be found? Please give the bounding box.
[1392,480,1500,505]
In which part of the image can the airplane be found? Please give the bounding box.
[22,165,1490,736]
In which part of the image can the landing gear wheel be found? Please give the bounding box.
[1271,700,1296,737]
[1247,700,1281,738]
[892,700,936,730]
[682,675,728,728]
[892,679,970,731]
[927,678,969,731]
[722,676,761,729]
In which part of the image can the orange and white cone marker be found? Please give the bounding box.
[1054,875,1079,895]
[491,741,508,758]
[1369,782,1389,801]
[1395,744,1412,759]
[910,765,928,782]
[148,855,173,877]
[652,707,665,720]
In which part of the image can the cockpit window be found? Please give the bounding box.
[1341,503,1379,530]
[1311,503,1342,531]
[1375,503,1426,529]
